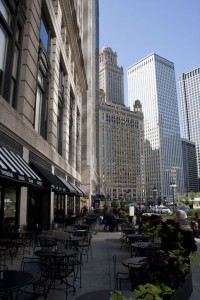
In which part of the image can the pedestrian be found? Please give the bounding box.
[106,210,117,232]
[103,211,109,230]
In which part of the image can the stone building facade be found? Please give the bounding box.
[0,0,89,232]
[81,0,99,207]
[99,46,124,106]
[98,46,145,204]
[98,90,145,203]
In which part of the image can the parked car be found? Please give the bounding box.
[148,206,159,213]
[158,207,172,215]
[177,204,189,211]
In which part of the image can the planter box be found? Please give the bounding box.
[170,273,193,300]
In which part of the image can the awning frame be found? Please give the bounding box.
[30,161,66,193]
[69,182,84,197]
[56,176,77,196]
[0,146,43,188]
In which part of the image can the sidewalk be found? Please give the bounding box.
[48,229,200,300]
[189,237,200,299]
[6,229,200,299]
[68,230,129,300]
[67,231,200,300]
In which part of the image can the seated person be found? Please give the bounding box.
[175,210,187,225]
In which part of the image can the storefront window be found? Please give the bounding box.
[54,194,65,223]
[3,186,16,232]
[67,196,74,215]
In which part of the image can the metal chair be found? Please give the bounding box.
[69,250,83,288]
[39,252,76,299]
[78,234,93,263]
[0,264,10,300]
[18,256,47,299]
[113,255,131,291]
[128,261,148,290]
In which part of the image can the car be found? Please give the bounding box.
[148,206,159,213]
[158,207,172,215]
[177,205,189,211]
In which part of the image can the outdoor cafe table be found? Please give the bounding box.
[122,256,147,268]
[75,289,136,300]
[34,248,76,258]
[126,233,150,244]
[131,241,161,256]
[56,236,84,249]
[0,270,33,298]
[64,228,76,234]
[0,238,13,245]
[34,248,77,296]
[52,230,84,248]
[13,230,32,242]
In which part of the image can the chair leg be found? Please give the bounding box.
[113,255,117,290]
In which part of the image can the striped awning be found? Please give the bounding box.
[56,176,77,196]
[0,146,43,187]
[69,182,84,197]
[30,161,66,193]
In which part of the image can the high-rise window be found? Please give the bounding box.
[0,0,24,107]
[34,15,50,139]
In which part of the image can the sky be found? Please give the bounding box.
[99,0,200,107]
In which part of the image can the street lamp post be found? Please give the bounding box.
[170,182,176,212]
[153,185,157,207]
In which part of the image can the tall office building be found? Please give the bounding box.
[178,66,200,190]
[128,53,184,203]
[98,47,145,203]
[181,139,198,194]
[99,46,124,105]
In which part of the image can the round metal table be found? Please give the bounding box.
[34,248,76,257]
[122,256,147,268]
[75,289,136,300]
[131,241,161,256]
[0,270,33,293]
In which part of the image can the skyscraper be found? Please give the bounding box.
[181,139,198,194]
[98,92,145,203]
[98,47,145,203]
[178,66,200,190]
[128,53,184,204]
[99,46,124,105]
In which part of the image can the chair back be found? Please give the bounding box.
[39,253,74,281]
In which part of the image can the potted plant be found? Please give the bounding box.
[131,214,197,299]
[134,283,174,300]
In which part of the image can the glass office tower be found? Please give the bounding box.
[179,66,200,190]
[128,53,184,204]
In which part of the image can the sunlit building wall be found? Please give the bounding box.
[181,139,198,194]
[128,53,184,203]
[178,67,200,191]
[81,0,99,206]
[99,47,145,203]
[0,0,88,229]
[99,46,124,105]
